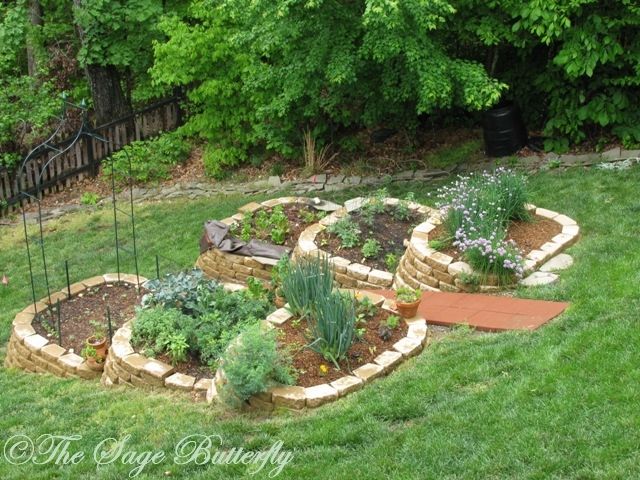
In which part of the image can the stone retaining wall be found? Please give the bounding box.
[3,273,145,380]
[196,196,338,285]
[212,290,428,410]
[294,197,437,290]
[395,204,580,292]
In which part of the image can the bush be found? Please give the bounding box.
[106,131,191,184]
[327,217,361,249]
[131,307,195,364]
[220,323,296,405]
[281,255,334,318]
[308,291,357,368]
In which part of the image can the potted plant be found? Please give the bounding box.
[395,287,422,318]
[81,345,104,372]
[86,320,108,360]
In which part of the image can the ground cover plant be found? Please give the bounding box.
[1,168,640,478]
[231,204,325,247]
[132,269,273,375]
[318,189,422,271]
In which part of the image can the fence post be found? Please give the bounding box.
[86,135,98,177]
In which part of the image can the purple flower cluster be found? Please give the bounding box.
[435,168,526,279]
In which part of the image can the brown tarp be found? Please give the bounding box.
[199,220,290,259]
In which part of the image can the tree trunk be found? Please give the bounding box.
[26,0,43,77]
[86,64,132,125]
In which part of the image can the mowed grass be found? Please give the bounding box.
[1,167,640,479]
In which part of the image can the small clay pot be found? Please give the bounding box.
[395,299,421,319]
[86,356,104,372]
[275,295,286,309]
[87,337,108,360]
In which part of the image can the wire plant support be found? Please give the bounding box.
[18,96,141,315]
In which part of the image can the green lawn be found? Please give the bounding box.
[1,167,639,479]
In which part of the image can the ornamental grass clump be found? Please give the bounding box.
[308,291,357,368]
[435,168,530,283]
[281,255,334,318]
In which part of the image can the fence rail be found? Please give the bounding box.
[0,97,182,214]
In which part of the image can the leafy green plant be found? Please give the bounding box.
[356,297,377,320]
[141,269,219,316]
[327,217,361,249]
[81,346,101,362]
[107,131,191,184]
[158,331,189,365]
[360,188,388,226]
[80,192,100,206]
[396,287,421,303]
[269,205,289,245]
[361,238,382,259]
[308,291,357,369]
[386,314,401,329]
[220,323,296,406]
[428,238,451,251]
[393,192,415,221]
[385,253,399,272]
[281,256,334,318]
[88,320,107,342]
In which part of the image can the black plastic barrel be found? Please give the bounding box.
[482,102,528,157]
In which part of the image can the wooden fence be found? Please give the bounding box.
[0,97,182,214]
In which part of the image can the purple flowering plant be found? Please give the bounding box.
[434,168,530,284]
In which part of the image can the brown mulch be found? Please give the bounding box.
[429,214,563,260]
[236,203,321,249]
[154,352,215,380]
[277,308,408,387]
[33,283,144,356]
[317,207,422,270]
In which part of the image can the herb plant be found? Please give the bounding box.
[327,217,361,248]
[361,238,382,259]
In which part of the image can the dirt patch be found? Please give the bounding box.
[317,207,422,270]
[153,352,215,380]
[429,214,563,260]
[33,283,144,355]
[277,308,408,387]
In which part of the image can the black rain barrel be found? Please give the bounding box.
[482,102,528,157]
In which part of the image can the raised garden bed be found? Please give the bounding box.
[196,196,339,285]
[215,290,429,410]
[295,195,435,290]
[4,273,146,380]
[395,204,580,292]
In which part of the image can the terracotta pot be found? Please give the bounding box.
[87,337,108,360]
[86,357,104,372]
[275,295,286,309]
[395,299,421,319]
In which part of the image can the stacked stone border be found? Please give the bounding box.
[395,204,580,293]
[294,197,437,290]
[3,273,146,380]
[196,196,339,285]
[212,290,429,410]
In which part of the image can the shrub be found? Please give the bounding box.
[131,307,195,362]
[281,256,334,318]
[220,323,296,405]
[327,217,361,249]
[107,131,191,184]
[308,291,357,369]
[361,238,382,259]
[141,269,219,316]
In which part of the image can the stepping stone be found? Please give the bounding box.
[519,271,559,287]
[540,254,574,272]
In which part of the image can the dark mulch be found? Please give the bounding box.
[430,214,563,260]
[277,308,408,387]
[317,207,422,271]
[238,204,321,249]
[34,283,144,355]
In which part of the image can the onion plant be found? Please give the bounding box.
[280,255,334,318]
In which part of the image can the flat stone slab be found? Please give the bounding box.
[519,271,559,287]
[304,384,338,407]
[540,254,574,272]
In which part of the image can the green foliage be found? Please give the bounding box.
[308,291,357,369]
[233,205,290,245]
[384,252,399,272]
[131,307,194,363]
[393,192,416,221]
[396,286,421,303]
[361,238,382,259]
[356,297,377,321]
[327,217,361,249]
[281,256,334,319]
[141,269,218,316]
[220,323,296,405]
[386,314,401,330]
[106,131,191,184]
[80,192,99,206]
[151,0,504,177]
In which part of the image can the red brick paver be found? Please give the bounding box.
[378,291,569,332]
